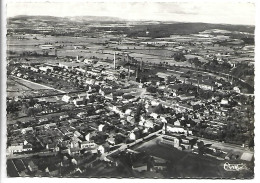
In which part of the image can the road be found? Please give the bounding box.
[7,151,57,160]
[103,129,163,158]
[193,135,253,153]
[66,129,163,176]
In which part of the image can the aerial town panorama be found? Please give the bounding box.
[6,13,254,178]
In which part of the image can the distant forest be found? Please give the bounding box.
[108,23,255,38]
[8,16,255,40]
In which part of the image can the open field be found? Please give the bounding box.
[127,49,173,58]
[7,76,62,98]
[7,160,20,177]
[11,77,58,90]
[7,78,31,91]
[8,34,109,45]
[132,137,253,178]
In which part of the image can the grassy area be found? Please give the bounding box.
[7,78,31,91]
[13,159,26,173]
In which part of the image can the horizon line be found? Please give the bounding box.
[7,14,255,27]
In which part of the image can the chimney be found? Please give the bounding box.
[128,65,130,79]
[141,60,144,72]
[163,123,167,134]
[197,79,200,93]
[136,67,139,78]
[114,52,116,70]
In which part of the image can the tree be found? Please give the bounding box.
[154,104,165,114]
[135,103,144,122]
[248,136,254,148]
[146,86,157,93]
[197,141,205,155]
[172,52,186,62]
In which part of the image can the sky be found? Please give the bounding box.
[6,1,256,25]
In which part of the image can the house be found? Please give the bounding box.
[154,162,167,171]
[98,124,105,132]
[199,82,213,91]
[174,119,181,126]
[76,91,87,98]
[150,113,159,119]
[28,161,38,172]
[139,120,154,128]
[77,112,88,118]
[80,141,96,149]
[59,114,69,120]
[85,78,96,85]
[178,95,196,101]
[98,145,105,154]
[84,130,97,141]
[142,127,149,134]
[68,119,78,124]
[74,131,82,138]
[126,116,135,124]
[233,86,240,93]
[125,109,133,116]
[180,142,192,150]
[221,98,229,105]
[99,87,112,96]
[83,143,100,153]
[21,127,33,134]
[70,137,82,148]
[166,123,192,135]
[108,105,123,116]
[46,143,59,151]
[60,140,71,148]
[69,147,81,156]
[23,144,33,152]
[39,66,53,72]
[104,93,115,101]
[39,118,49,123]
[7,144,24,154]
[44,123,56,129]
[62,95,71,103]
[167,84,180,96]
[107,136,116,145]
[76,67,86,73]
[140,115,146,122]
[151,101,160,107]
[73,98,85,107]
[129,132,136,141]
[161,135,180,148]
[156,72,172,80]
[58,62,75,70]
[30,67,39,72]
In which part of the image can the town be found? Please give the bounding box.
[6,15,254,178]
